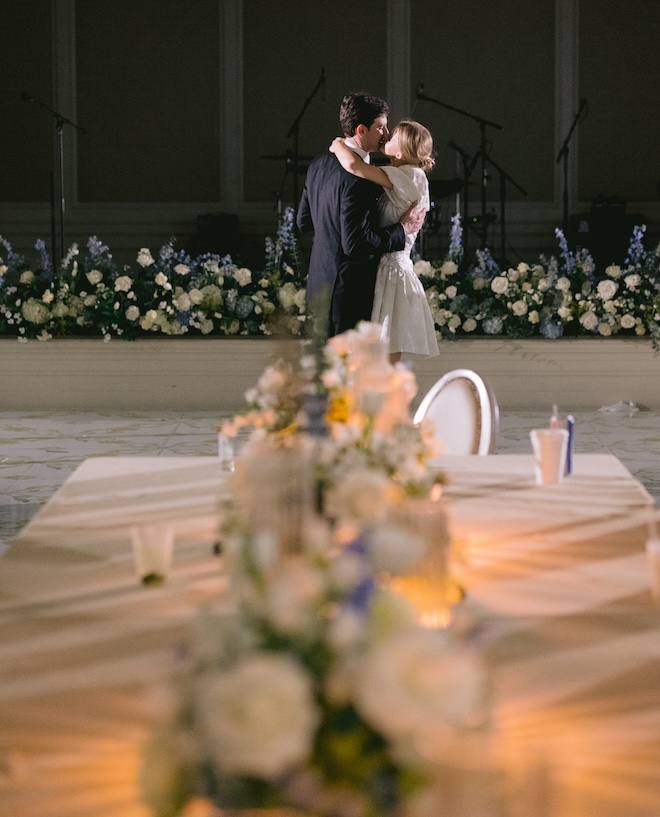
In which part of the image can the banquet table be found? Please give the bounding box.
[1,453,660,817]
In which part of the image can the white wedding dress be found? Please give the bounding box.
[371,164,439,358]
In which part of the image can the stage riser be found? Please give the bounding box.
[1,337,659,413]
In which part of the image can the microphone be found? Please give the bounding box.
[20,90,34,103]
[415,83,425,99]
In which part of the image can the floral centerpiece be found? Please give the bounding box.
[220,322,445,508]
[141,467,485,817]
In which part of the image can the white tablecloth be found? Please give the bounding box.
[1,454,659,817]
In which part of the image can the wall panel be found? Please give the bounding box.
[578,0,660,206]
[1,0,53,202]
[242,0,387,206]
[75,0,221,202]
[411,0,555,207]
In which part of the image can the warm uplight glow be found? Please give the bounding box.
[390,575,451,628]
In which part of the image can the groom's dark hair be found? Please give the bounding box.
[340,92,389,137]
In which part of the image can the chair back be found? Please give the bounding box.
[413,369,499,455]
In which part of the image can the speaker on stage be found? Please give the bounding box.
[570,197,645,271]
[187,211,241,260]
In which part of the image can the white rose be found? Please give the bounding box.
[234,267,252,286]
[439,260,458,277]
[126,305,140,321]
[137,248,154,267]
[490,276,508,294]
[624,273,641,290]
[173,263,190,275]
[528,310,540,324]
[413,259,433,277]
[579,311,598,331]
[354,629,484,749]
[199,318,214,334]
[511,299,528,316]
[462,317,477,332]
[605,264,621,278]
[114,275,133,292]
[173,291,191,312]
[445,285,457,299]
[324,468,391,525]
[598,322,613,336]
[42,290,54,304]
[155,272,168,286]
[83,295,96,307]
[87,269,103,285]
[556,277,571,291]
[264,559,325,634]
[620,313,636,330]
[517,262,530,273]
[19,270,35,284]
[558,306,572,320]
[597,279,618,300]
[278,282,296,309]
[472,277,488,291]
[448,314,461,330]
[293,289,306,309]
[189,288,203,305]
[537,278,550,291]
[196,654,319,779]
[507,268,520,282]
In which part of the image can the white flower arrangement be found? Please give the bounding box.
[141,485,484,817]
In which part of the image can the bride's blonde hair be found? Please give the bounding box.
[394,120,435,172]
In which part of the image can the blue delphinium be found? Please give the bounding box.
[34,239,54,282]
[448,212,463,264]
[470,247,501,281]
[554,228,575,275]
[625,224,647,266]
[540,318,564,339]
[86,235,110,260]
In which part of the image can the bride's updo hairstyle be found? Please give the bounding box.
[394,120,435,171]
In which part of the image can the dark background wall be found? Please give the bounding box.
[1,0,659,270]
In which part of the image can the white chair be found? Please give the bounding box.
[413,369,499,455]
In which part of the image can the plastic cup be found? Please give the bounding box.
[530,428,569,485]
[130,524,174,585]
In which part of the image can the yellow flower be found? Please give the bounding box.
[325,393,350,424]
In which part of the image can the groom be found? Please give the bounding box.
[297,91,424,337]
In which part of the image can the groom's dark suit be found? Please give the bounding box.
[297,151,405,336]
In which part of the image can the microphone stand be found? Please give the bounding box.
[447,140,473,261]
[417,86,502,249]
[556,101,586,237]
[286,67,325,214]
[481,154,527,265]
[21,91,86,271]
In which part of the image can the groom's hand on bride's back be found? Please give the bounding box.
[400,200,425,234]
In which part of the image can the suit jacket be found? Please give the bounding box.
[297,151,405,336]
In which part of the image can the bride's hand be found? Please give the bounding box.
[329,137,345,154]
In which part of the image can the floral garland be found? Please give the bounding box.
[416,220,660,346]
[3,208,660,345]
[0,209,307,341]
